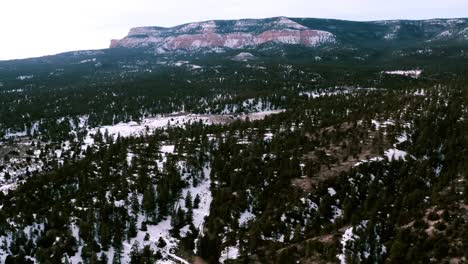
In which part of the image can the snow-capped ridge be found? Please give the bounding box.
[110,17,336,51]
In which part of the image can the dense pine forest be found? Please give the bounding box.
[0,17,467,264]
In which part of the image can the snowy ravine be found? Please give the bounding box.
[180,164,212,255]
[337,225,358,264]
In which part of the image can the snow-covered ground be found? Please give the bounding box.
[1,110,284,195]
[81,110,285,150]
[336,220,386,264]
[66,149,213,264]
[238,210,256,227]
[219,244,240,263]
[0,110,288,262]
[3,122,40,139]
[118,215,188,264]
[331,205,343,223]
[299,90,349,98]
[232,52,256,61]
[299,87,380,99]
[383,70,422,78]
[16,75,34,81]
[371,119,395,129]
[337,226,356,264]
[353,157,385,167]
[120,154,212,264]
[354,120,410,167]
[178,163,213,236]
[337,221,370,264]
[384,148,407,161]
[79,58,97,64]
[0,221,45,263]
[263,132,274,141]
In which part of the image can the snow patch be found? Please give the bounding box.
[384,148,407,161]
[232,52,256,61]
[383,70,422,78]
[239,210,256,227]
[161,145,175,154]
[16,75,34,80]
[79,58,97,64]
[219,244,240,263]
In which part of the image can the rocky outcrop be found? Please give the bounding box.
[110,17,335,51]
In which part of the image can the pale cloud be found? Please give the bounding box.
[0,0,466,60]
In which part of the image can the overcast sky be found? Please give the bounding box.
[0,0,467,60]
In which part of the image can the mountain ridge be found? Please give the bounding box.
[110,17,336,51]
[0,17,467,62]
[110,16,468,52]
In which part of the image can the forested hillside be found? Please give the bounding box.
[0,17,466,264]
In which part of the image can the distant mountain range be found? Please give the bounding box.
[1,16,467,81]
[110,17,335,51]
[110,16,468,52]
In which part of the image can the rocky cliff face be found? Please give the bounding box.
[110,17,335,51]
